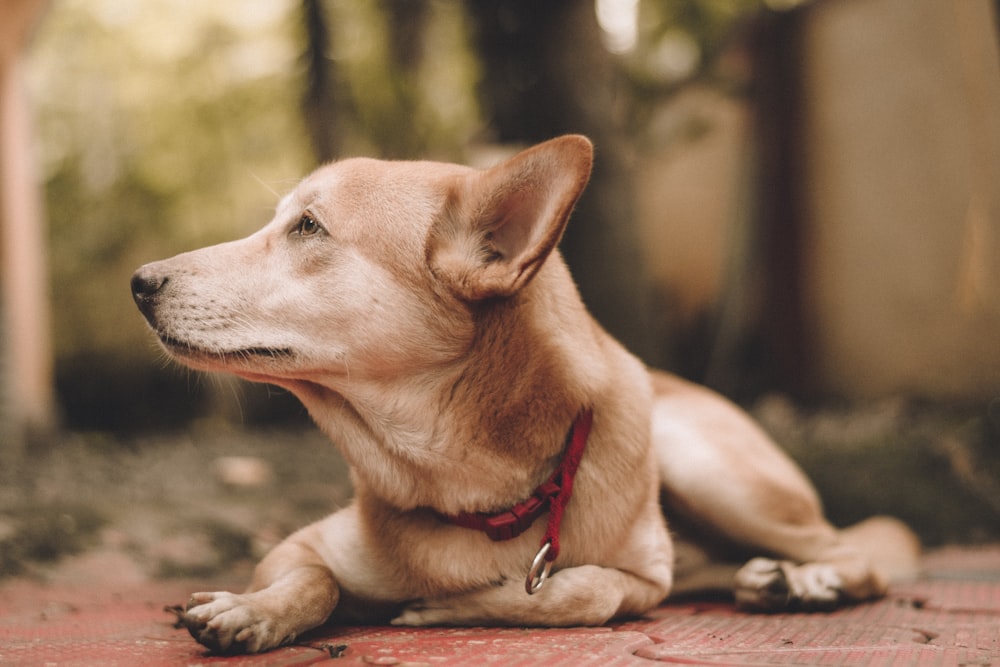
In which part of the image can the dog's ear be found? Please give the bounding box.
[427,135,593,300]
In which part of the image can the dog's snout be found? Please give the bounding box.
[130,266,168,320]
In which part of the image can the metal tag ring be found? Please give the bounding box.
[526,541,554,595]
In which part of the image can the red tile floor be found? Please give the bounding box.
[1,545,997,666]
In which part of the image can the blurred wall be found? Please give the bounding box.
[800,0,1000,399]
[636,0,1000,401]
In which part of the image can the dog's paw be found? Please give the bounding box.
[183,591,294,654]
[391,565,625,627]
[391,599,456,627]
[734,558,841,612]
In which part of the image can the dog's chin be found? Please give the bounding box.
[157,333,294,370]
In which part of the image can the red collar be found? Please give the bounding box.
[440,408,593,562]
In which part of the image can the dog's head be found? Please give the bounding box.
[131,135,593,390]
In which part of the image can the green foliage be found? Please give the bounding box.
[25,0,770,427]
[26,0,481,375]
[27,1,313,361]
[620,0,765,92]
[323,0,481,159]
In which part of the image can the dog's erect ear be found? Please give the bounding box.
[427,135,593,300]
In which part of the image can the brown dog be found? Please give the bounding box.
[131,136,919,654]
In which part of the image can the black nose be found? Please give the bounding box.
[130,266,167,320]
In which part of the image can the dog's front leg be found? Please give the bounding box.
[183,536,338,654]
[393,563,670,628]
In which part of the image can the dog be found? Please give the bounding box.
[131,135,919,654]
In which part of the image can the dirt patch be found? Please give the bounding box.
[1,395,998,585]
[0,424,352,584]
[753,395,1000,544]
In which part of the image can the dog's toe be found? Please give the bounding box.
[790,563,842,610]
[734,558,791,611]
[182,593,243,653]
[186,591,222,610]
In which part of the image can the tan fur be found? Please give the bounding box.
[131,136,919,654]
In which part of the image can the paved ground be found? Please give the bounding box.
[1,545,997,666]
[1,416,997,665]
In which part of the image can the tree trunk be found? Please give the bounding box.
[465,0,657,363]
[301,0,340,163]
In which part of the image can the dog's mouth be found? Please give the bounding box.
[157,333,294,362]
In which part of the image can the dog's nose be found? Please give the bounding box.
[130,267,166,301]
[130,266,167,319]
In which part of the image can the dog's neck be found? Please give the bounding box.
[290,262,601,514]
[296,352,586,515]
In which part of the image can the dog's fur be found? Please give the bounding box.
[132,136,919,654]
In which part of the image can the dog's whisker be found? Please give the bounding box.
[246,168,283,200]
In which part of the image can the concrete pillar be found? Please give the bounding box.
[1,0,53,447]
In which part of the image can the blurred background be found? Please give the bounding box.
[1,0,998,581]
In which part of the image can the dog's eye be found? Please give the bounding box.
[295,214,322,237]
